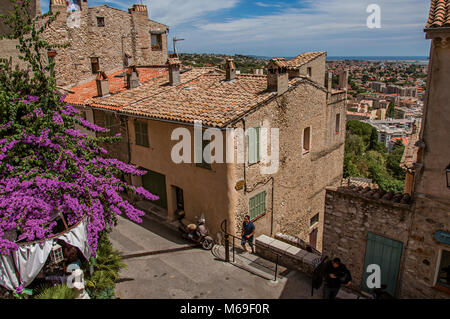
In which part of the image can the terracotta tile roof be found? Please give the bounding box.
[286,52,326,70]
[268,58,289,69]
[426,0,450,28]
[65,68,168,108]
[119,72,279,127]
[51,0,66,5]
[66,66,313,128]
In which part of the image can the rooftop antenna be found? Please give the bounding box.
[173,37,185,57]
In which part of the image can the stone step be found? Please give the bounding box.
[213,245,287,281]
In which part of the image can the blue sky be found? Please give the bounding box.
[42,0,431,57]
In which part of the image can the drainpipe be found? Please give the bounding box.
[270,176,275,237]
[242,117,247,192]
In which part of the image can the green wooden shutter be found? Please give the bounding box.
[248,127,260,164]
[256,127,261,162]
[361,233,403,296]
[249,196,256,220]
[249,191,266,220]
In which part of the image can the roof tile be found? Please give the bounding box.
[426,0,450,28]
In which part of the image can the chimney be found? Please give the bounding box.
[339,70,349,91]
[267,58,289,95]
[129,4,149,16]
[96,71,109,97]
[126,66,140,89]
[225,58,236,81]
[166,58,182,86]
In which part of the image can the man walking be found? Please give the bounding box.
[241,215,256,254]
[322,258,352,299]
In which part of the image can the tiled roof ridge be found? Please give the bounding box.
[221,75,327,128]
[426,0,450,29]
[336,185,412,205]
[287,51,326,69]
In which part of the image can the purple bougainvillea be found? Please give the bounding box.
[0,0,161,258]
[0,100,159,257]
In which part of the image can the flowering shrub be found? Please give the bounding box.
[0,0,158,256]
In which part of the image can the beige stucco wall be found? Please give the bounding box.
[229,80,345,251]
[127,118,235,240]
[401,33,450,299]
[414,35,450,200]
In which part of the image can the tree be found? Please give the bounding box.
[387,140,406,180]
[0,0,158,259]
[386,101,396,119]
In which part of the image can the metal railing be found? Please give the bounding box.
[220,219,281,281]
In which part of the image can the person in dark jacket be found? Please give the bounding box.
[322,258,352,299]
[241,215,256,253]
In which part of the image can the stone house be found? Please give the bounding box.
[0,1,168,88]
[66,52,347,251]
[322,0,450,299]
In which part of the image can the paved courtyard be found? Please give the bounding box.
[111,214,360,299]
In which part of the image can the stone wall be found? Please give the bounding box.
[256,235,321,275]
[401,196,450,299]
[0,0,41,35]
[230,77,346,252]
[0,2,168,87]
[322,186,413,297]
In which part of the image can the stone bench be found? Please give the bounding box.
[255,235,321,275]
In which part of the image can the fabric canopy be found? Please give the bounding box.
[0,216,89,291]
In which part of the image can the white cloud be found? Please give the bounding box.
[145,0,239,27]
[255,2,282,8]
[177,0,431,56]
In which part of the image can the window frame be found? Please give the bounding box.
[134,120,149,147]
[249,191,267,221]
[307,67,312,77]
[196,138,212,170]
[91,57,100,74]
[97,16,105,27]
[434,248,450,291]
[336,113,341,134]
[105,113,116,135]
[302,126,311,155]
[151,33,163,51]
[310,213,320,228]
[248,126,261,165]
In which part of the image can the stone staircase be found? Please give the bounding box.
[212,245,288,281]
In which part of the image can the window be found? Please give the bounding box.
[196,139,212,170]
[307,67,312,77]
[248,127,261,164]
[335,113,341,134]
[91,57,100,74]
[151,34,162,51]
[97,17,105,27]
[134,121,149,147]
[105,113,115,135]
[303,127,311,154]
[249,191,266,221]
[310,213,319,227]
[436,249,450,289]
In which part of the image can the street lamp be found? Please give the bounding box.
[446,165,450,188]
